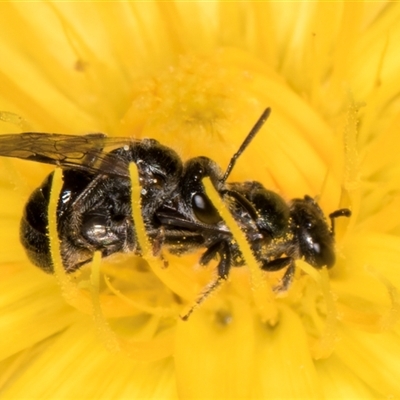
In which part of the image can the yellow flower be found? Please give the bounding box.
[1,2,400,399]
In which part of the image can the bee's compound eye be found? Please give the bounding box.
[192,193,222,225]
[312,239,336,268]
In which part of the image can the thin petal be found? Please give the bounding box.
[336,326,400,398]
[1,319,178,400]
[175,295,255,399]
[0,267,75,361]
[250,306,323,399]
[316,354,378,400]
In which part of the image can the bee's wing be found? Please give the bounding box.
[0,132,139,177]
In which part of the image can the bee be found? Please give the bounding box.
[0,109,351,318]
[0,132,185,272]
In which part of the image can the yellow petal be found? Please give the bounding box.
[175,296,255,399]
[0,267,75,361]
[316,354,378,400]
[336,326,400,398]
[1,319,178,400]
[250,306,322,399]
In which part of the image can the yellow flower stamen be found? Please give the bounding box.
[200,177,278,324]
[104,275,177,317]
[48,168,74,292]
[129,162,152,257]
[48,164,176,362]
[128,160,195,303]
[337,266,400,333]
[297,261,338,360]
[89,251,120,352]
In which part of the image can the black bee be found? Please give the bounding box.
[0,133,184,272]
[0,109,350,319]
[152,109,350,317]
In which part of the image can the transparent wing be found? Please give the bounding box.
[0,132,141,177]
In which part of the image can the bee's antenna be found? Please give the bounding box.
[220,107,271,184]
[329,208,352,236]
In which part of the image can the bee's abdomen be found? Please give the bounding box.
[20,173,53,273]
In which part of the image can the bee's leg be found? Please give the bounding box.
[199,241,223,268]
[180,241,231,321]
[148,227,170,268]
[260,257,295,293]
[273,259,295,293]
[260,256,292,271]
[151,226,165,256]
